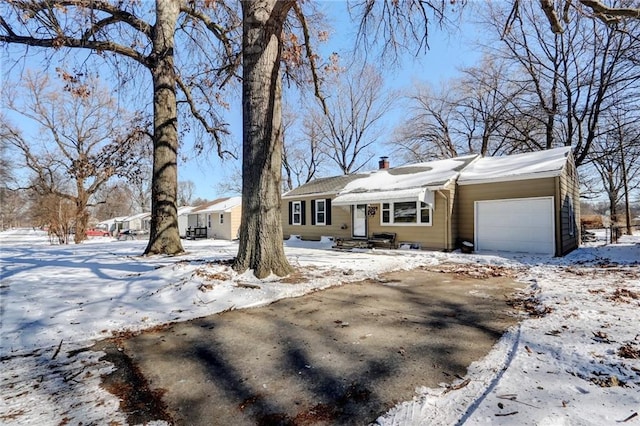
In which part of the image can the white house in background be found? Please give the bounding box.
[187,196,242,240]
[120,212,151,233]
[97,216,127,236]
[177,206,196,238]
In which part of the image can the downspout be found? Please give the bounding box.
[437,190,450,251]
[555,176,561,256]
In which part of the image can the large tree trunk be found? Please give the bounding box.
[233,0,294,278]
[73,186,89,244]
[144,0,184,256]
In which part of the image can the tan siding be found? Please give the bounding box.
[281,197,352,241]
[206,206,242,240]
[557,160,580,254]
[367,192,450,250]
[230,206,242,240]
[282,190,454,250]
[456,178,557,245]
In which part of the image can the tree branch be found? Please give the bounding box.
[580,0,640,21]
[175,73,235,159]
[292,1,328,115]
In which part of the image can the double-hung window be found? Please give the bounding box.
[381,201,431,226]
[314,200,326,225]
[292,201,302,225]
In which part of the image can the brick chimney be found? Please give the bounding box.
[378,156,389,169]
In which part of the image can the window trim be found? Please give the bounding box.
[292,201,302,226]
[380,201,432,226]
[314,199,326,226]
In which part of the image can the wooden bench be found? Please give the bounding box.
[186,227,208,239]
[368,232,397,249]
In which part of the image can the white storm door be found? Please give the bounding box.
[353,204,367,238]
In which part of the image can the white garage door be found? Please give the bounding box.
[475,197,555,255]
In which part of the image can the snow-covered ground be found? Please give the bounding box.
[1,228,638,425]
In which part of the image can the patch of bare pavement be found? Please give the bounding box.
[97,265,524,425]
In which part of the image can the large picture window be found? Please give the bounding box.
[381,201,431,226]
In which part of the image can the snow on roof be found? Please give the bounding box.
[191,196,242,214]
[177,206,196,216]
[340,155,478,194]
[122,212,151,222]
[284,155,477,204]
[97,216,127,226]
[458,146,572,185]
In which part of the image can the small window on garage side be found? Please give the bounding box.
[315,199,326,225]
[219,213,224,225]
[567,198,574,237]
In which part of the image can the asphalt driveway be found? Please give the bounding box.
[101,266,522,425]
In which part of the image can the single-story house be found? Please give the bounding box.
[187,196,242,240]
[119,212,151,233]
[96,216,127,236]
[281,147,580,256]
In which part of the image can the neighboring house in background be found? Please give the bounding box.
[187,197,242,240]
[97,216,127,236]
[177,206,196,238]
[282,146,580,256]
[120,212,151,233]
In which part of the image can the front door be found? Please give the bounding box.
[353,204,367,238]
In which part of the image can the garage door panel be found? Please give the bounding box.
[475,197,554,255]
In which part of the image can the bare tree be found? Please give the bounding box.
[589,111,640,233]
[309,64,395,174]
[1,0,242,255]
[391,84,458,162]
[486,0,640,166]
[1,72,146,243]
[92,183,135,222]
[16,170,77,243]
[178,180,196,206]
[282,112,324,192]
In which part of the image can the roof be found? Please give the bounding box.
[190,196,242,214]
[122,212,151,222]
[177,206,196,216]
[283,175,364,197]
[458,146,572,185]
[343,155,477,193]
[283,155,477,202]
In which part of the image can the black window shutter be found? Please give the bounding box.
[326,198,332,225]
[288,201,293,225]
[301,200,306,225]
[311,200,316,225]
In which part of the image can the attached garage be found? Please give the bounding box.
[457,147,580,257]
[474,197,555,254]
